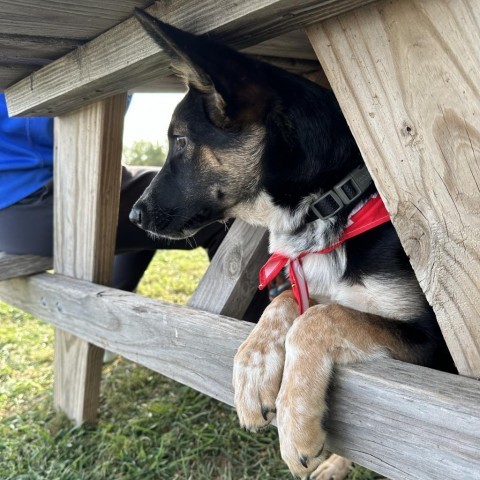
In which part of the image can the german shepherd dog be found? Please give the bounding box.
[131,10,454,479]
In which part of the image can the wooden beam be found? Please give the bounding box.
[0,272,479,480]
[188,220,269,318]
[0,0,151,39]
[0,252,52,281]
[307,0,480,378]
[53,94,126,425]
[5,0,377,116]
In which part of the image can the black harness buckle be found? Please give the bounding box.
[308,165,373,221]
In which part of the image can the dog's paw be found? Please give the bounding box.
[232,330,285,431]
[275,311,333,478]
[310,454,352,480]
[276,393,327,478]
[233,291,299,432]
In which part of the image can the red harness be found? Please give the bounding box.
[259,194,391,314]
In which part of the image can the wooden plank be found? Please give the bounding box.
[53,96,125,282]
[0,28,317,91]
[0,35,82,90]
[53,94,126,425]
[243,29,317,60]
[188,220,269,318]
[131,57,322,93]
[307,0,480,378]
[0,65,33,90]
[0,272,479,480]
[0,0,152,39]
[5,0,377,116]
[0,34,83,63]
[0,252,52,281]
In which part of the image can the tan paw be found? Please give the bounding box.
[276,394,327,478]
[310,454,352,480]
[275,313,332,478]
[233,292,299,432]
[233,330,285,431]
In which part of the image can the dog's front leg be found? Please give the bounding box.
[233,290,299,431]
[277,304,424,479]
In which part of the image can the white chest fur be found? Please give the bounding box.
[301,250,426,321]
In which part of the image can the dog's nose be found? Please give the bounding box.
[129,208,142,226]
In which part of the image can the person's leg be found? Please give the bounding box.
[111,250,155,292]
[0,181,54,256]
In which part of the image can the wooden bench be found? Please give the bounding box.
[1,1,479,478]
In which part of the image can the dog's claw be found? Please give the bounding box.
[261,405,276,421]
[315,446,324,458]
[300,455,309,468]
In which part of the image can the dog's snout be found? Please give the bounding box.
[129,207,142,226]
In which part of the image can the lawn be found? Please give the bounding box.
[0,249,381,480]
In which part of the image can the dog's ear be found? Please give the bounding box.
[134,9,269,126]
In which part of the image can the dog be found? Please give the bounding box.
[130,9,454,479]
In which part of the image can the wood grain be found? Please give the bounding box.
[1,272,479,480]
[0,252,52,281]
[4,0,377,115]
[53,94,126,425]
[188,220,269,318]
[0,28,318,92]
[307,0,480,377]
[0,0,151,39]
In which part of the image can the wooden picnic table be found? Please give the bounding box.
[0,1,479,478]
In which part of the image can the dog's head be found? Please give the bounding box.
[131,9,361,239]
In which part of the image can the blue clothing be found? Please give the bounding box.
[0,93,53,209]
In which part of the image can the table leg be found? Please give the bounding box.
[53,94,126,424]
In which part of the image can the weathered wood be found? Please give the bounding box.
[307,0,480,378]
[0,33,84,70]
[0,272,479,480]
[131,57,322,93]
[243,29,317,60]
[53,96,126,282]
[0,28,317,92]
[0,0,148,90]
[0,66,33,90]
[0,0,151,39]
[188,220,269,318]
[53,94,126,425]
[0,252,52,281]
[5,0,377,116]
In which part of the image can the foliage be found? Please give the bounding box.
[122,140,166,167]
[0,249,382,480]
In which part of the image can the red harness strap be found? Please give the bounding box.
[259,194,391,314]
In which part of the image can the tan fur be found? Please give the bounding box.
[234,298,425,479]
[277,304,424,478]
[233,291,299,430]
[312,454,352,480]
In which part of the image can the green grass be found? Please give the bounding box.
[0,249,381,480]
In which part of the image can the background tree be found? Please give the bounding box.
[122,140,166,167]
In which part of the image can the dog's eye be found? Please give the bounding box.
[175,136,187,150]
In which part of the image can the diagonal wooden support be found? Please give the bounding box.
[307,0,480,378]
[53,94,126,425]
[188,220,269,318]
